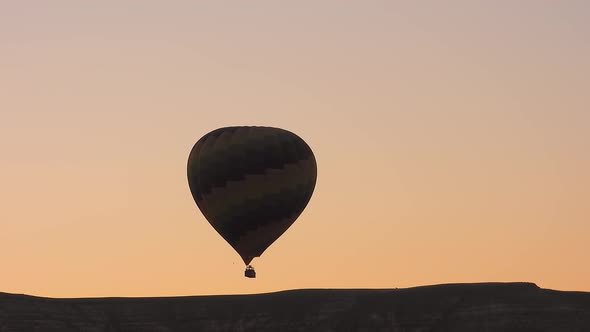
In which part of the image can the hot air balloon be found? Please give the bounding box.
[187,126,317,278]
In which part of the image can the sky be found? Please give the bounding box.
[1,1,589,297]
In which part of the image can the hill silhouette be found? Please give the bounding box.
[1,282,589,331]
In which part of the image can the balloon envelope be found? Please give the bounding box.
[187,126,317,265]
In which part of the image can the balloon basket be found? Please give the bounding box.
[245,265,256,278]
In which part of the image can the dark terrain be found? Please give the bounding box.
[1,282,589,331]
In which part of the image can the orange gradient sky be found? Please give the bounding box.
[1,1,589,297]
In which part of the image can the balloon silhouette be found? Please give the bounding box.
[187,126,317,277]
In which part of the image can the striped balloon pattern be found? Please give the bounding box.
[187,126,317,265]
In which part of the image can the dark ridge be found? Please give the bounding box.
[1,282,589,331]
